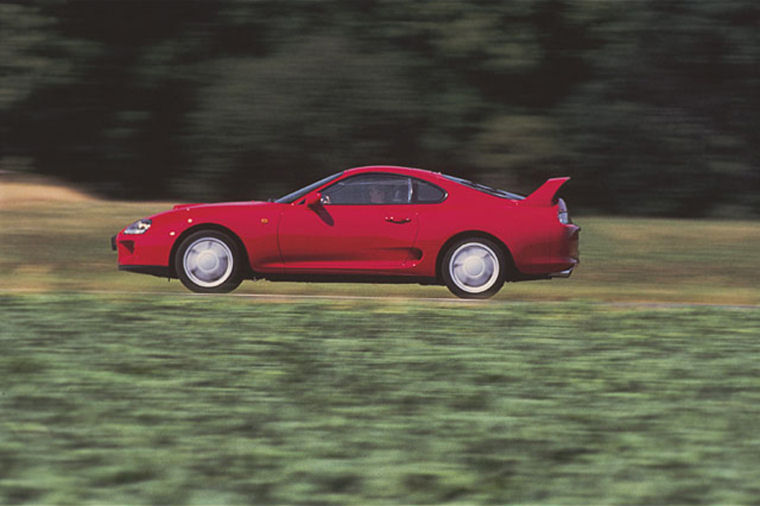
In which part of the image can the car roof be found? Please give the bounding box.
[343,165,441,179]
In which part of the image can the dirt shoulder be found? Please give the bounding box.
[0,171,99,206]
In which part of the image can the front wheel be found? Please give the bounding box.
[442,238,505,299]
[175,230,244,293]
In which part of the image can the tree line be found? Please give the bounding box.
[2,0,757,216]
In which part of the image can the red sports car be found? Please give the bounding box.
[112,166,579,298]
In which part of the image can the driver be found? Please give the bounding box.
[368,186,386,204]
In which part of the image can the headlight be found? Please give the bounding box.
[123,219,152,235]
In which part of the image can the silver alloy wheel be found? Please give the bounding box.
[448,241,500,294]
[182,237,234,288]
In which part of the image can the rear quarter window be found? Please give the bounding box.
[414,180,446,203]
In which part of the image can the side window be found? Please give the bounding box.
[322,174,412,205]
[413,179,446,203]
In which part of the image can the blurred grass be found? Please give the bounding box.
[1,193,759,304]
[1,293,760,504]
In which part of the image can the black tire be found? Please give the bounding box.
[175,230,244,293]
[441,237,506,299]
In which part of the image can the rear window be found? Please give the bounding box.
[442,174,524,200]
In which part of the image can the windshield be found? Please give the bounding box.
[274,172,344,204]
[441,174,525,200]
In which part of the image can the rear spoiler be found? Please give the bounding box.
[521,177,570,207]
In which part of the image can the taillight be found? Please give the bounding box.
[557,198,571,224]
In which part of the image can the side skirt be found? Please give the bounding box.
[262,273,440,286]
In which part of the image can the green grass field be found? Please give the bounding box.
[2,183,760,504]
[2,294,760,504]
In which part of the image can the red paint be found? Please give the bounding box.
[114,166,580,294]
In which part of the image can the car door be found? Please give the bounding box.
[277,173,420,274]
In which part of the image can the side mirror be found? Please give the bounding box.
[305,192,323,208]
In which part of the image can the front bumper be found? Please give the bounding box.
[111,229,172,274]
[118,265,171,277]
[112,233,171,278]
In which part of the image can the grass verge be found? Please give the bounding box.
[1,193,759,303]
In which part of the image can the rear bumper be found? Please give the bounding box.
[548,224,580,278]
[513,222,580,275]
[549,266,575,278]
[567,224,580,262]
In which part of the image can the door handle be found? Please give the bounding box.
[385,216,411,224]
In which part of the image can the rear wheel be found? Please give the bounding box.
[175,230,243,293]
[442,238,505,299]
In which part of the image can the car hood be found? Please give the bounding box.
[172,200,271,210]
